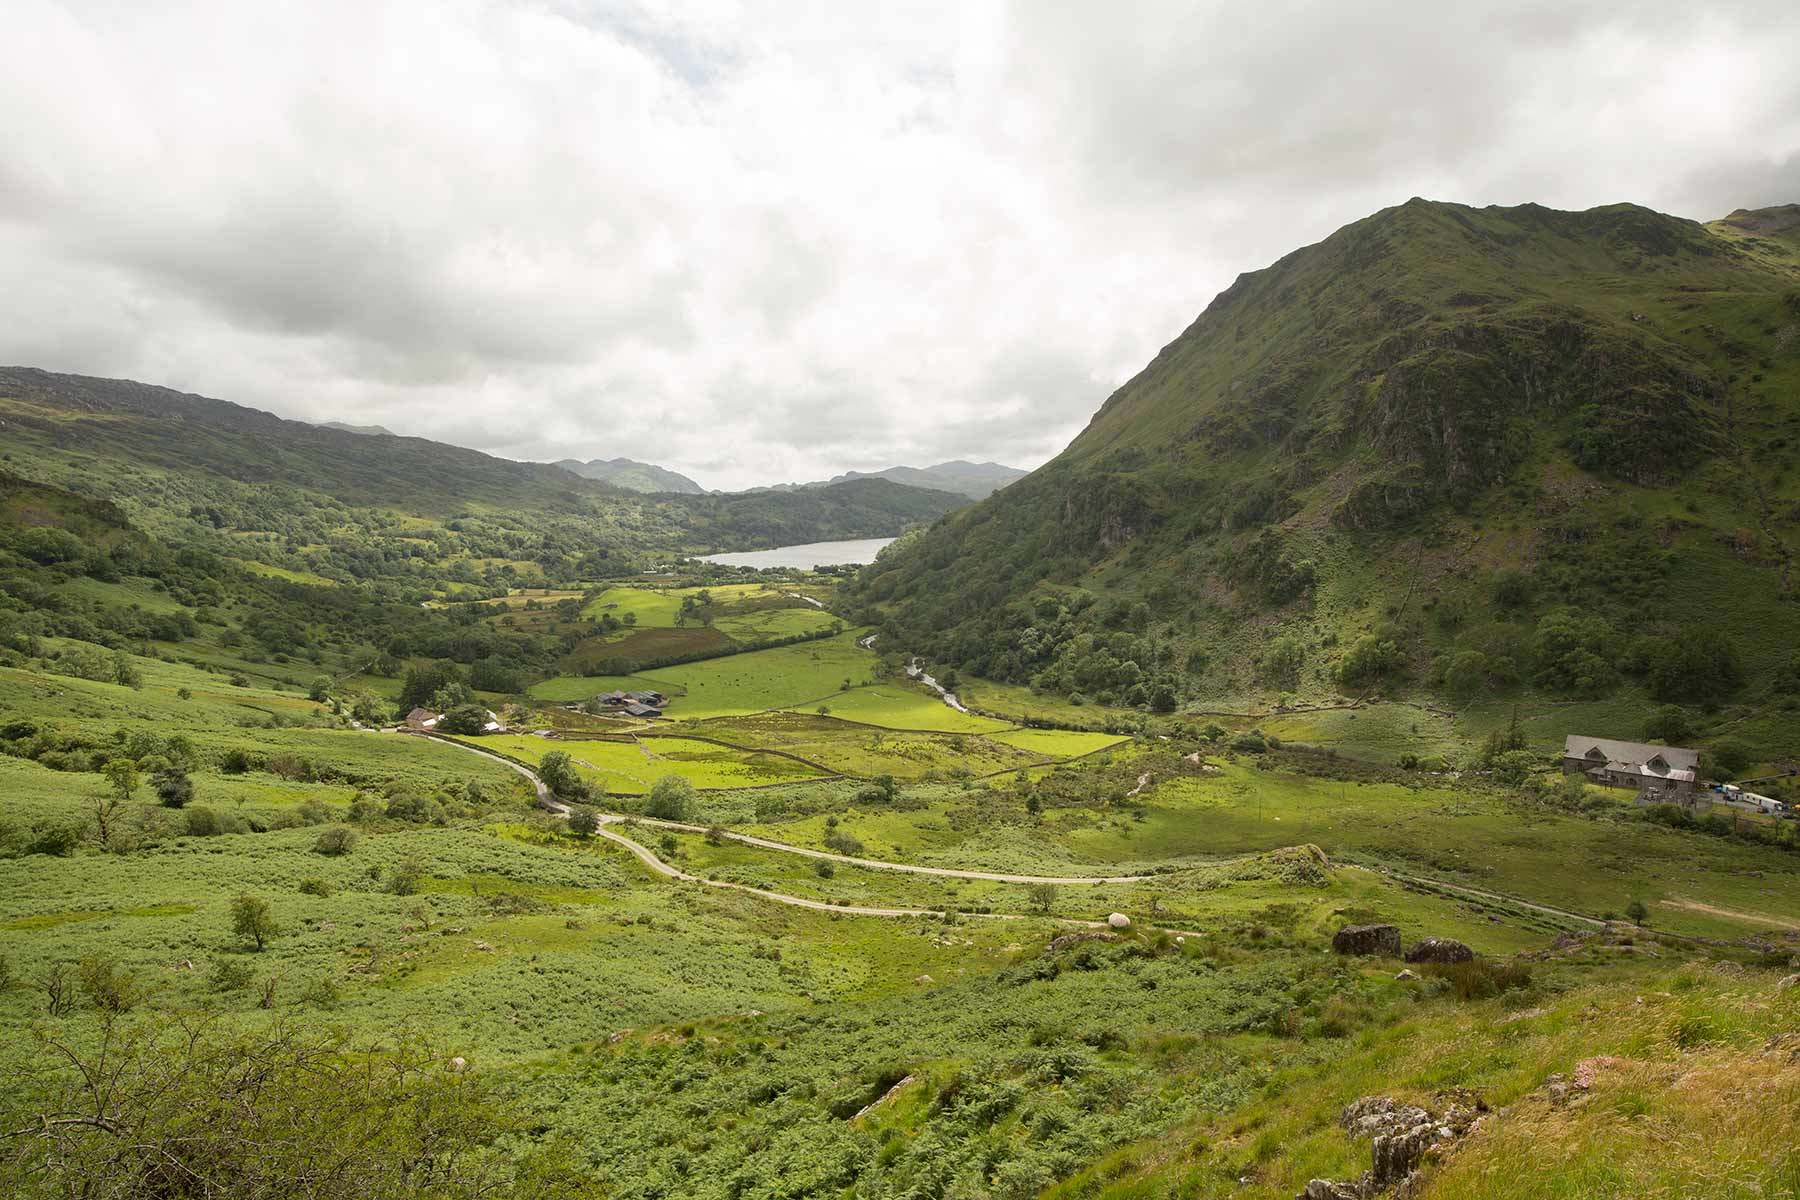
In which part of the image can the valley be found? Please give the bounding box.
[3,199,1799,1200]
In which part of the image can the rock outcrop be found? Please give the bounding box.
[1297,1092,1486,1199]
[1332,923,1401,957]
[1404,937,1474,964]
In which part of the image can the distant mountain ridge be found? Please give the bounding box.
[756,460,1026,500]
[552,457,706,495]
[824,461,1026,500]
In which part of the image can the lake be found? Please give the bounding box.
[698,536,896,570]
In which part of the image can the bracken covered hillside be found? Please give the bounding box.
[0,368,964,591]
[855,200,1800,754]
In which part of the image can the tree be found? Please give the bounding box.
[567,806,599,837]
[1026,882,1058,914]
[1531,609,1615,696]
[646,775,696,821]
[89,793,124,849]
[230,893,277,951]
[102,758,140,803]
[1441,650,1491,703]
[1258,634,1304,685]
[436,705,490,736]
[151,765,194,808]
[396,661,465,713]
[309,676,332,703]
[1338,630,1400,688]
[1624,899,1649,926]
[536,751,588,803]
[1704,737,1755,780]
[1642,704,1694,745]
[111,651,143,689]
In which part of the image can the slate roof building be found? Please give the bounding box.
[404,707,440,730]
[1562,735,1699,794]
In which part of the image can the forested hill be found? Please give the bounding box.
[854,200,1800,752]
[0,368,962,590]
[551,457,707,495]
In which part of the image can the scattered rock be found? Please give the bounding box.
[176,959,193,972]
[472,940,493,952]
[1333,923,1401,957]
[914,974,934,984]
[1405,937,1474,965]
[1777,973,1800,992]
[1300,1181,1362,1200]
[1395,969,1419,981]
[447,1056,467,1072]
[1107,912,1132,930]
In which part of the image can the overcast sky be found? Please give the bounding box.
[4,1,1798,490]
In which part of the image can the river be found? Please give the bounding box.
[698,536,896,570]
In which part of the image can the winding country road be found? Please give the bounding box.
[429,736,1150,919]
[425,734,1639,938]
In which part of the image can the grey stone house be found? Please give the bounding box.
[1562,735,1700,795]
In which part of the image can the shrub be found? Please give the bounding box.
[823,832,864,856]
[567,807,599,837]
[813,859,835,879]
[313,826,358,856]
[297,877,333,897]
[78,955,144,1012]
[208,957,256,992]
[1424,959,1533,1001]
[387,858,427,896]
[151,766,194,808]
[184,807,223,837]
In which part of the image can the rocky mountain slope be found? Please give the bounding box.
[854,200,1800,754]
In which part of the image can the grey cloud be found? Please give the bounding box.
[0,0,1796,490]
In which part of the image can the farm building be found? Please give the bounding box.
[623,702,662,718]
[1562,735,1699,795]
[404,707,440,731]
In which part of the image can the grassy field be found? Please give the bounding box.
[447,732,830,794]
[987,727,1130,758]
[794,682,1013,733]
[630,630,879,718]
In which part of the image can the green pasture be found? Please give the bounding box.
[446,732,828,794]
[987,727,1129,758]
[796,683,1012,733]
[628,630,878,718]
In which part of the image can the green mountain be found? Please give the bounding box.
[758,460,1027,500]
[552,456,707,494]
[0,368,962,591]
[856,200,1800,753]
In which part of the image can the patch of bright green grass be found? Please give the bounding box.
[987,728,1129,758]
[796,684,1013,734]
